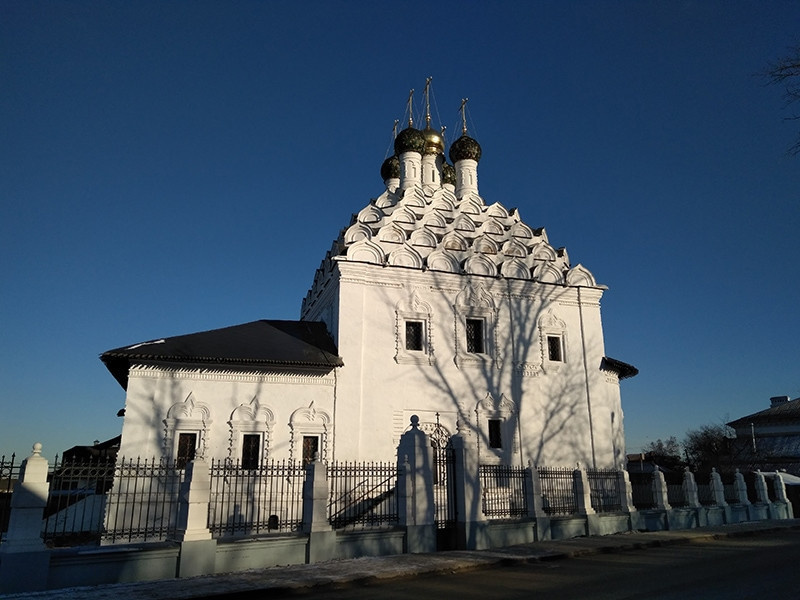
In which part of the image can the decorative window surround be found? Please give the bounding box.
[475,393,519,464]
[163,392,212,463]
[395,291,434,365]
[228,397,275,465]
[289,402,331,463]
[539,309,568,374]
[454,284,499,369]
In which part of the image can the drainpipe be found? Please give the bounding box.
[577,287,597,468]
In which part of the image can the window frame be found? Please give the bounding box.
[454,306,497,368]
[395,308,434,365]
[465,318,486,354]
[547,334,564,362]
[404,320,425,352]
[488,418,503,449]
[240,433,262,469]
[176,432,197,469]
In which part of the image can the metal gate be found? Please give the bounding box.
[430,416,457,550]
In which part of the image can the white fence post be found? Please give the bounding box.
[396,417,436,553]
[710,468,727,507]
[734,469,750,505]
[451,423,488,550]
[526,463,542,518]
[302,454,335,563]
[683,468,701,509]
[753,470,769,504]
[174,458,215,578]
[573,465,595,516]
[652,468,671,510]
[0,443,51,594]
[773,472,794,519]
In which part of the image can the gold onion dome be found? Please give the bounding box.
[380,155,400,181]
[442,162,456,185]
[422,126,445,155]
[394,126,426,155]
[449,134,482,163]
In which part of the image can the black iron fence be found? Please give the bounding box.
[4,445,792,551]
[327,461,398,530]
[587,468,622,513]
[42,457,116,546]
[208,459,304,537]
[537,466,577,516]
[102,457,184,544]
[629,472,655,509]
[479,464,529,518]
[433,446,456,529]
[696,473,716,506]
[720,472,741,504]
[0,453,20,535]
[663,471,688,508]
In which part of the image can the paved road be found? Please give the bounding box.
[266,529,800,600]
[6,523,799,599]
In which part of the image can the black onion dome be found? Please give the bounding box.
[422,126,445,155]
[449,134,482,163]
[394,126,426,155]
[380,155,400,181]
[442,162,456,185]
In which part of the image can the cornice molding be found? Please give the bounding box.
[129,365,335,386]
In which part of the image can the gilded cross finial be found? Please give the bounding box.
[407,89,415,127]
[392,119,399,139]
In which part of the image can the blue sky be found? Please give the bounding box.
[2,1,799,460]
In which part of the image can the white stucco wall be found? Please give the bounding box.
[304,260,625,468]
[116,364,337,463]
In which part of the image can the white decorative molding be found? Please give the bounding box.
[163,392,212,461]
[538,309,568,374]
[228,396,275,463]
[388,243,424,269]
[533,262,564,284]
[289,402,331,463]
[464,254,497,276]
[475,393,520,462]
[566,264,597,287]
[513,361,542,378]
[129,365,335,386]
[453,284,501,369]
[394,289,435,366]
[347,239,386,265]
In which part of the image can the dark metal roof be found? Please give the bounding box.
[728,397,800,429]
[101,320,342,389]
[601,356,639,380]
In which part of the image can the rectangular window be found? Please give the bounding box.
[547,335,563,362]
[488,419,503,449]
[302,435,319,466]
[241,434,261,469]
[405,320,424,351]
[176,432,197,469]
[466,318,485,354]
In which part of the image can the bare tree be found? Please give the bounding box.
[641,436,684,471]
[683,424,736,472]
[765,43,800,156]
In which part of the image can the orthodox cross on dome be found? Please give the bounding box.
[406,89,415,127]
[424,76,433,129]
[392,119,399,139]
[459,98,469,135]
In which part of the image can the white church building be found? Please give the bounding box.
[101,91,636,471]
